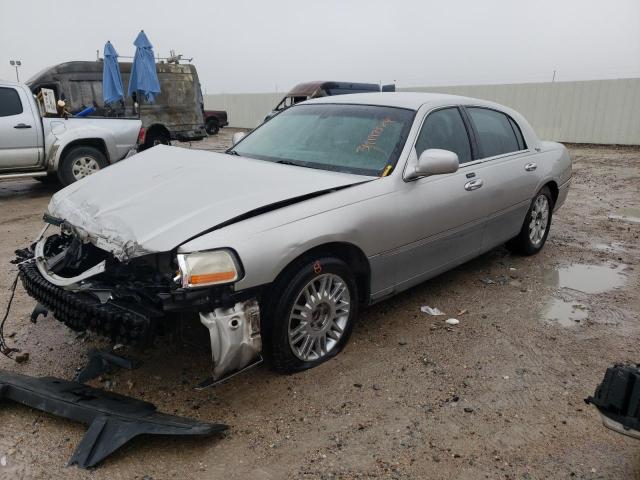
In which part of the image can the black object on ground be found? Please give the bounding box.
[74,348,141,384]
[586,363,640,439]
[30,302,48,323]
[0,369,227,468]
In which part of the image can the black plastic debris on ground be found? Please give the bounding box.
[74,348,141,384]
[0,369,227,468]
[586,363,640,439]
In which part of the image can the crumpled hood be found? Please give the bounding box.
[48,145,370,260]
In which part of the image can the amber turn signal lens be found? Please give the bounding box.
[190,271,236,285]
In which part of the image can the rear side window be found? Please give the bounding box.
[415,107,472,163]
[467,107,521,158]
[0,87,23,117]
[509,117,526,150]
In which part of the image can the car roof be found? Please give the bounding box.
[303,91,490,110]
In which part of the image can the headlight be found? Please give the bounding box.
[177,250,241,288]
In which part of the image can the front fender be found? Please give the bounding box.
[180,185,398,292]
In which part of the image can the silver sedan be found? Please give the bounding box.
[21,92,571,385]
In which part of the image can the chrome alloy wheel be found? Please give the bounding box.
[529,194,550,246]
[288,273,351,362]
[71,156,100,180]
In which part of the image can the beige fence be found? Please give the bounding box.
[204,78,640,145]
[204,92,282,130]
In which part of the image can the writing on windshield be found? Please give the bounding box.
[356,117,396,154]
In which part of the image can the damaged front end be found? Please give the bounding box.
[16,217,264,383]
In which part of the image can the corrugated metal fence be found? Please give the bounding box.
[204,78,640,145]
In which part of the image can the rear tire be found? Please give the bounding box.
[205,118,219,135]
[262,257,358,374]
[143,130,171,150]
[506,186,554,255]
[57,146,108,186]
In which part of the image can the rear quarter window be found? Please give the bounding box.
[0,87,23,117]
[467,107,522,158]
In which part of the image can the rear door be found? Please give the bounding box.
[0,85,41,170]
[463,107,540,249]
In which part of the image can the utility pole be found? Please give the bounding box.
[552,70,556,83]
[9,59,21,82]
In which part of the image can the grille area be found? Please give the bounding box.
[19,260,156,345]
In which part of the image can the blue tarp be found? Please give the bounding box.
[127,31,161,103]
[102,41,124,105]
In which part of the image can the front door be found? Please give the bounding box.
[0,85,40,170]
[392,107,491,291]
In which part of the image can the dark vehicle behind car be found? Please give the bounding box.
[27,61,207,149]
[202,109,228,135]
[264,80,395,121]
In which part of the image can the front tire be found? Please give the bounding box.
[263,257,358,374]
[57,146,108,186]
[507,186,554,255]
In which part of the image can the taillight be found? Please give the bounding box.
[137,127,146,144]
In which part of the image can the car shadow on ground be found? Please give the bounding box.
[0,179,60,201]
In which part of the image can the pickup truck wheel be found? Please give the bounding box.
[506,186,554,255]
[205,119,219,135]
[58,146,108,186]
[263,257,358,374]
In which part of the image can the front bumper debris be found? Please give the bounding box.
[199,300,262,386]
[586,364,640,439]
[0,369,227,468]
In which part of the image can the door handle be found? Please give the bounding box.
[464,179,483,191]
[524,162,537,172]
[14,123,32,129]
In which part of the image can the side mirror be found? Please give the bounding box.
[232,132,246,146]
[409,149,459,179]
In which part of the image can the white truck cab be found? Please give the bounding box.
[0,81,142,185]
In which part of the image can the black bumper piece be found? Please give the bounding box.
[0,369,227,468]
[586,364,640,439]
[18,260,155,345]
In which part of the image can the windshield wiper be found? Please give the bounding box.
[275,159,300,166]
[226,149,239,156]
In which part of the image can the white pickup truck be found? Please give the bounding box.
[0,81,142,186]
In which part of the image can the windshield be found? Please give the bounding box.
[232,104,415,176]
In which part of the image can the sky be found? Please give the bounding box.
[1,0,639,94]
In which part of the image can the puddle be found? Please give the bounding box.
[541,298,589,327]
[544,264,627,294]
[608,207,640,224]
[592,242,626,254]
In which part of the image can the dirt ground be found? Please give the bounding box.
[0,133,638,479]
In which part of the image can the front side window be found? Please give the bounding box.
[415,107,472,163]
[467,107,521,158]
[232,104,415,176]
[0,87,23,117]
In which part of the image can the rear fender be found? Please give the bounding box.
[46,125,115,171]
